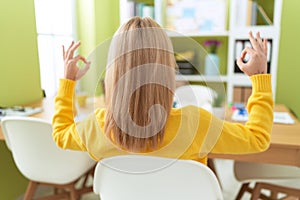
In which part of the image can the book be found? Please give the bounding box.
[142,5,154,18]
[135,3,145,17]
[119,0,135,25]
[246,0,252,26]
[233,86,252,103]
[234,39,251,73]
[246,0,257,26]
[251,1,257,25]
[235,0,248,27]
[154,0,166,27]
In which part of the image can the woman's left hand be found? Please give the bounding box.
[62,41,91,81]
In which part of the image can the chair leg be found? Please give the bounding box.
[280,197,300,200]
[260,182,300,199]
[54,188,65,195]
[25,166,96,200]
[251,183,263,200]
[270,190,278,199]
[68,184,79,200]
[23,181,39,200]
[235,183,250,200]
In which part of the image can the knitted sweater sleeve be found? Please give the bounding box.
[52,79,87,150]
[211,74,274,154]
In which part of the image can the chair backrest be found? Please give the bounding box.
[174,85,217,112]
[1,116,95,184]
[93,155,223,200]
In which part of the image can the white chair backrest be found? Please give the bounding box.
[174,85,217,112]
[1,116,95,184]
[94,155,223,200]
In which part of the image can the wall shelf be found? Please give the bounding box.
[166,30,229,38]
[120,0,282,103]
[175,75,228,83]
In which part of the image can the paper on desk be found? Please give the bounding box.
[0,107,43,121]
[273,112,295,124]
[231,110,295,124]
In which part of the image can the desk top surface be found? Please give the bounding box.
[228,104,300,149]
[1,99,299,149]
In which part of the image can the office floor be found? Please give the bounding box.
[215,159,251,200]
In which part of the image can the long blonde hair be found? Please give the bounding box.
[104,17,176,152]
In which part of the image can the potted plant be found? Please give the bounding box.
[204,39,222,76]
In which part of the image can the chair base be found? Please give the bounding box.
[235,182,300,200]
[23,165,95,200]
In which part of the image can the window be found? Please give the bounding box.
[34,0,76,97]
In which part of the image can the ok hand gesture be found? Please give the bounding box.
[62,41,91,81]
[237,31,268,76]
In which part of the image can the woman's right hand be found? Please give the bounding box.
[236,31,268,76]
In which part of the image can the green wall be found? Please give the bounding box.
[0,142,28,199]
[0,0,43,107]
[76,0,119,55]
[77,0,120,95]
[0,0,42,199]
[276,1,300,118]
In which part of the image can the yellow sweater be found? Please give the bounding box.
[52,74,274,165]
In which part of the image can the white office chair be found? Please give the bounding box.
[1,116,96,200]
[234,161,300,200]
[93,155,223,200]
[174,85,217,113]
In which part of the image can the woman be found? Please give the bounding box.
[52,17,273,164]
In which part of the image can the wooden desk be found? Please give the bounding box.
[209,104,300,167]
[1,100,300,167]
[0,97,104,140]
[0,98,52,140]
